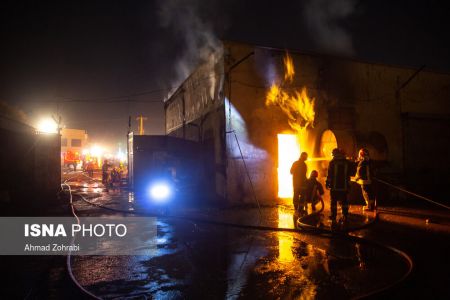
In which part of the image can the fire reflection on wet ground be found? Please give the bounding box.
[68,185,410,299]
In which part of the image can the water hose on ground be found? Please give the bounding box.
[63,174,413,299]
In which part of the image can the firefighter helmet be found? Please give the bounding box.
[358,148,369,159]
[331,148,341,157]
[310,170,319,178]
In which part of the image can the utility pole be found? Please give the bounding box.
[136,115,147,135]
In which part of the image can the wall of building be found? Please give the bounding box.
[0,116,61,214]
[165,40,450,206]
[164,53,228,203]
[34,134,61,206]
[224,43,294,205]
[223,41,450,204]
[61,128,88,152]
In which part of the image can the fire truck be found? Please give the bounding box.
[63,150,81,170]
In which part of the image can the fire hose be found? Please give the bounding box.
[374,177,450,210]
[62,180,103,300]
[62,173,413,299]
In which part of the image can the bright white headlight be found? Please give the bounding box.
[150,183,171,201]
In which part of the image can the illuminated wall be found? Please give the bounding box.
[165,41,450,205]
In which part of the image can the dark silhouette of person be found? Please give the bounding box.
[305,170,324,212]
[290,152,308,212]
[326,148,353,224]
[355,148,376,211]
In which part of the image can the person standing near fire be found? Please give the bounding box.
[326,148,353,223]
[101,159,110,185]
[355,148,376,211]
[305,170,325,212]
[86,160,94,178]
[290,152,308,212]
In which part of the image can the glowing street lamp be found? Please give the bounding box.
[36,118,58,134]
[90,145,104,157]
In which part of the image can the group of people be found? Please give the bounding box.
[99,159,123,187]
[290,148,375,223]
[85,160,95,177]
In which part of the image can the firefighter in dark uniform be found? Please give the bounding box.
[101,160,109,185]
[290,152,308,212]
[86,161,94,178]
[305,170,324,212]
[326,148,352,222]
[355,148,376,211]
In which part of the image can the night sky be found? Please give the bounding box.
[1,0,449,149]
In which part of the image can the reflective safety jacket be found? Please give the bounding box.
[356,159,372,185]
[326,157,353,192]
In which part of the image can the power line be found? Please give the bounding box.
[60,88,169,102]
[59,98,164,103]
[23,88,172,103]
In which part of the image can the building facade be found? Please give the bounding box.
[61,128,88,166]
[165,41,450,206]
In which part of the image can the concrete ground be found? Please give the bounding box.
[69,176,410,299]
[1,173,449,299]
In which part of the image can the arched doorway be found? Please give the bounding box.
[320,130,338,159]
[316,129,357,177]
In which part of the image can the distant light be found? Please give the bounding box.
[116,149,127,162]
[37,118,58,134]
[91,145,103,157]
[149,183,171,202]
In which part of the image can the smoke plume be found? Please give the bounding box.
[303,0,357,55]
[0,101,28,123]
[157,0,222,91]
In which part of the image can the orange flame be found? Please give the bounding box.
[283,52,295,82]
[266,52,316,199]
[266,53,315,132]
[265,53,315,132]
[266,85,315,131]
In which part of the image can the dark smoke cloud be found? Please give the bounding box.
[303,0,357,55]
[0,101,29,124]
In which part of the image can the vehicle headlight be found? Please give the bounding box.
[149,182,171,202]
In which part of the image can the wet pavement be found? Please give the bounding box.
[66,173,377,232]
[0,173,447,299]
[62,175,414,299]
[70,220,409,299]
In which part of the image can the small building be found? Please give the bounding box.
[61,128,88,167]
[165,41,450,206]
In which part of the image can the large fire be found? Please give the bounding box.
[266,86,315,132]
[277,134,301,198]
[266,52,316,198]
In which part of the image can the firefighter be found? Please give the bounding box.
[290,152,308,212]
[101,160,109,185]
[355,148,376,211]
[326,148,352,223]
[111,167,121,186]
[305,170,324,212]
[86,161,94,178]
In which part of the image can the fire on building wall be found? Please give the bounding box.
[165,41,450,206]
